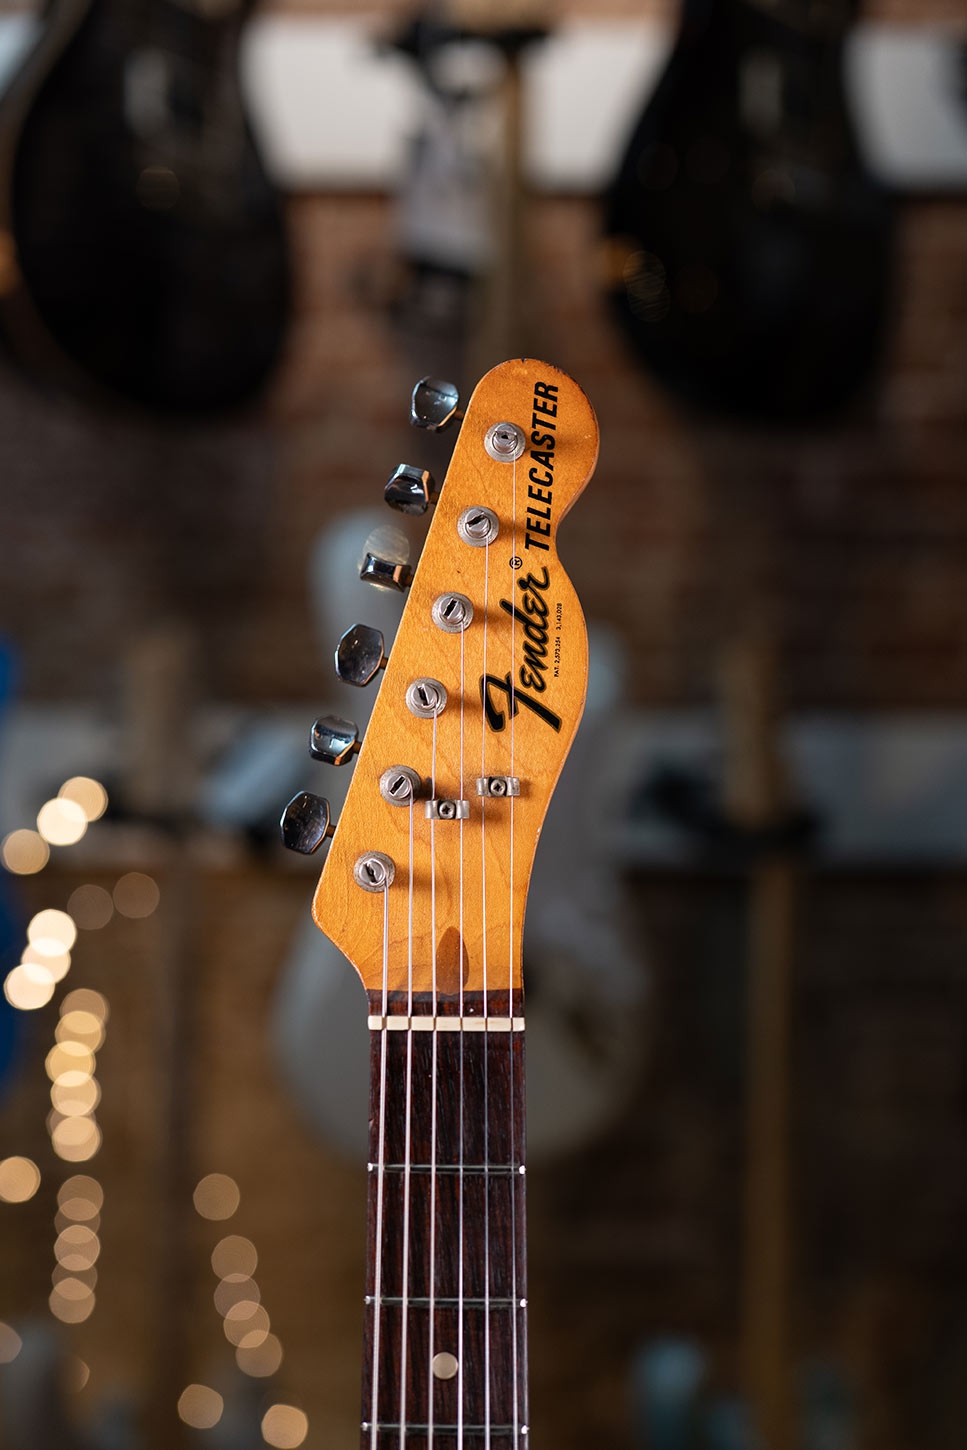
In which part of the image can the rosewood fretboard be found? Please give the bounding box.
[361,990,527,1449]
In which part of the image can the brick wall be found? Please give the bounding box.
[0,6,965,1450]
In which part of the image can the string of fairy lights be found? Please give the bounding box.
[178,1172,309,1447]
[0,778,310,1445]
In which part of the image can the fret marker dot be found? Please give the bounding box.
[432,1352,459,1380]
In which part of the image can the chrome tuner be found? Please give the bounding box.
[359,553,413,592]
[385,464,438,516]
[410,377,462,432]
[309,716,360,766]
[354,852,396,893]
[335,624,387,688]
[280,792,335,854]
[379,766,422,806]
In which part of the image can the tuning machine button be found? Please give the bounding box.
[335,624,387,688]
[410,377,462,433]
[309,715,360,766]
[281,791,335,854]
[385,464,438,516]
[359,553,413,592]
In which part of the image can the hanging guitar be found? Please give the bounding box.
[603,0,894,420]
[0,0,289,413]
[281,357,598,1446]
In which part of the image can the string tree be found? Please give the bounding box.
[476,777,521,798]
[425,798,470,821]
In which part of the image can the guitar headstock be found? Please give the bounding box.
[300,357,597,1005]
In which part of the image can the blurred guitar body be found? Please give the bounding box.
[604,0,893,421]
[0,0,289,413]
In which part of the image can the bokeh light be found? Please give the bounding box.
[0,1157,41,1203]
[22,943,71,984]
[58,1176,103,1213]
[113,872,160,918]
[1,829,49,875]
[52,1263,97,1290]
[4,962,55,1010]
[223,1303,269,1348]
[211,1234,257,1279]
[236,1332,283,1378]
[67,884,114,931]
[59,778,108,822]
[46,1042,96,1081]
[0,1323,22,1363]
[36,798,87,847]
[193,1173,240,1221]
[56,1009,105,1050]
[61,988,109,1023]
[214,1275,261,1316]
[49,1284,95,1323]
[177,1384,224,1430]
[66,1357,90,1392]
[27,909,78,955]
[55,1225,100,1271]
[261,1404,309,1449]
[51,1117,102,1162]
[51,1077,101,1117]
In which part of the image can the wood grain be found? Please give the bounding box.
[361,993,528,1448]
[313,357,598,998]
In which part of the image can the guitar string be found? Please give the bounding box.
[458,624,466,1450]
[369,883,391,1450]
[428,712,439,1444]
[398,796,416,1449]
[508,450,521,1446]
[481,538,492,1450]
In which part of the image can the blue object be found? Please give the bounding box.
[631,1338,706,1450]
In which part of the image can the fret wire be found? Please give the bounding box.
[366,1297,523,1308]
[367,1015,525,1032]
[362,1424,527,1437]
[374,1164,522,1176]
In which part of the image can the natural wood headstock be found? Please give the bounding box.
[312,357,598,1000]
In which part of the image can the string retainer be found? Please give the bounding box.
[425,798,470,821]
[476,776,520,798]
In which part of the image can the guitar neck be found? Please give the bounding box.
[362,991,528,1448]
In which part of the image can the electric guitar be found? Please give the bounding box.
[603,0,893,420]
[281,357,598,1446]
[0,0,289,413]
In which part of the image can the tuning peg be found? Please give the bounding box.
[281,791,334,854]
[359,553,413,592]
[309,715,360,766]
[410,377,462,432]
[335,623,387,687]
[385,463,438,516]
